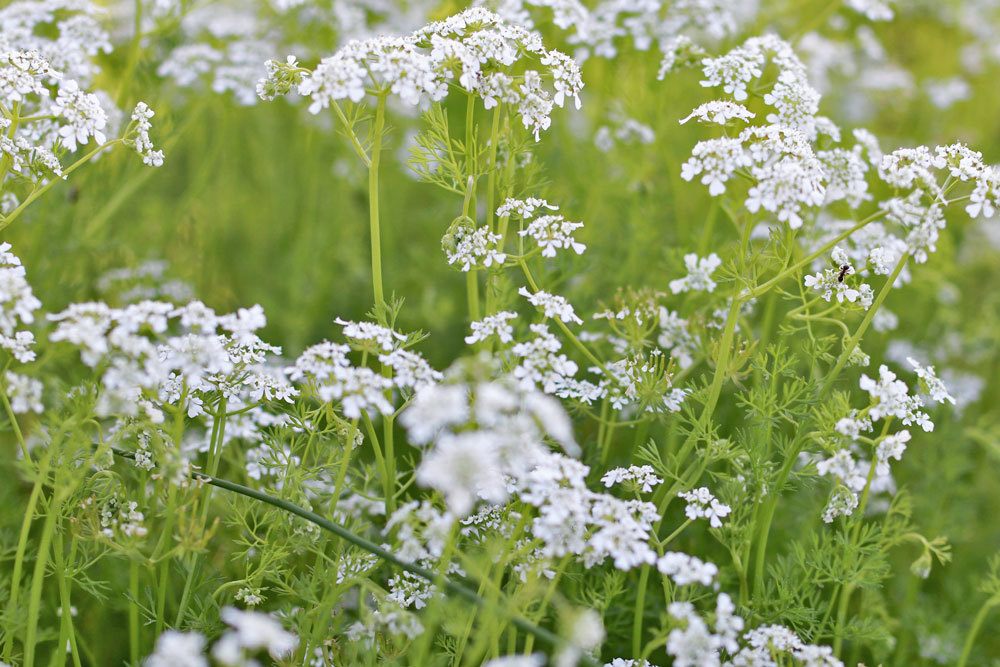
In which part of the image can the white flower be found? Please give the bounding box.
[835,414,872,439]
[518,214,586,257]
[446,225,507,271]
[657,551,718,586]
[380,349,442,393]
[907,357,956,405]
[144,630,207,667]
[519,287,583,324]
[817,449,868,492]
[847,0,894,21]
[216,607,298,662]
[287,9,582,141]
[680,136,748,196]
[876,430,910,476]
[126,102,164,167]
[669,253,722,294]
[679,101,754,125]
[601,465,662,493]
[497,197,559,219]
[51,80,107,152]
[466,311,518,345]
[860,364,933,431]
[0,243,41,362]
[415,431,509,515]
[512,324,580,394]
[4,371,42,414]
[334,318,406,351]
[678,487,731,527]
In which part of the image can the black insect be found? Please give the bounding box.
[836,264,851,283]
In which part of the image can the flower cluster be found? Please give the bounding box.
[263,8,584,141]
[143,608,298,667]
[0,5,163,207]
[289,318,438,419]
[665,594,842,666]
[679,486,732,528]
[669,253,722,294]
[49,301,295,425]
[0,243,41,362]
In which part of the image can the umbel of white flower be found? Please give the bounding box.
[401,359,663,571]
[0,243,41,363]
[260,8,584,141]
[48,301,296,425]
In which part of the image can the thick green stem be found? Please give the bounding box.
[467,270,481,322]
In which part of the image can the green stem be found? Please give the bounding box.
[116,0,144,105]
[467,270,481,322]
[3,453,50,662]
[383,414,397,516]
[822,252,910,394]
[24,489,65,667]
[332,102,371,168]
[1,380,30,462]
[53,529,82,667]
[633,297,743,655]
[957,597,1000,667]
[129,559,141,666]
[0,140,124,232]
[361,411,393,516]
[753,254,909,595]
[368,94,387,309]
[329,420,358,516]
[748,213,885,300]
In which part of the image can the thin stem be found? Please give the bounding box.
[53,529,82,667]
[361,411,393,516]
[129,559,141,666]
[368,94,388,309]
[0,139,124,232]
[957,597,999,667]
[332,102,371,168]
[749,213,885,300]
[24,488,65,667]
[634,296,743,655]
[328,420,358,516]
[1,380,30,462]
[486,106,501,234]
[116,0,144,105]
[822,252,910,394]
[2,452,50,662]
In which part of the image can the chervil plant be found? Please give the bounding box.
[2,1,1000,667]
